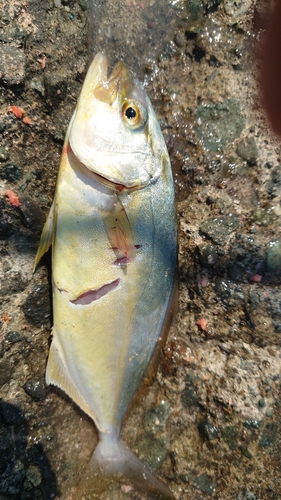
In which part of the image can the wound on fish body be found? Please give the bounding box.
[34,52,177,499]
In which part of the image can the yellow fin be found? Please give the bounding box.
[46,335,94,420]
[33,202,56,272]
[102,195,136,262]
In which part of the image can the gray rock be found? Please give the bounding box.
[144,402,170,436]
[258,422,277,448]
[237,490,258,500]
[236,136,258,164]
[5,331,22,344]
[199,214,240,245]
[0,458,25,495]
[221,425,238,450]
[196,99,245,152]
[44,72,68,106]
[198,418,218,440]
[0,46,26,86]
[266,164,281,198]
[136,437,167,470]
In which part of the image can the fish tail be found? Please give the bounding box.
[74,435,175,499]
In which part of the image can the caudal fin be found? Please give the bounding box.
[74,436,175,499]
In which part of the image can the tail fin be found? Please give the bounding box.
[74,435,175,499]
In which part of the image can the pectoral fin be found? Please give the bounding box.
[33,202,56,272]
[102,196,136,262]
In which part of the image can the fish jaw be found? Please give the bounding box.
[68,55,162,189]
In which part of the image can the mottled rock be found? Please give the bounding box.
[0,163,23,182]
[0,148,10,163]
[243,418,261,430]
[44,72,68,106]
[203,0,222,14]
[136,437,167,470]
[221,425,238,450]
[251,207,277,227]
[196,99,245,152]
[18,194,46,232]
[144,402,170,436]
[199,214,240,245]
[182,372,200,408]
[237,490,258,500]
[194,473,216,495]
[236,136,258,164]
[0,458,25,495]
[198,418,218,440]
[266,164,281,198]
[224,0,251,20]
[5,331,22,344]
[199,244,218,266]
[0,360,13,388]
[24,377,48,401]
[22,272,51,327]
[0,46,26,86]
[25,465,42,488]
[258,422,277,448]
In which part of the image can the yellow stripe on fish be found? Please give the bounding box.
[34,52,177,499]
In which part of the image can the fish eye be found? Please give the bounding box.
[121,100,147,130]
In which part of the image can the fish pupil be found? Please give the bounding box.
[125,107,136,119]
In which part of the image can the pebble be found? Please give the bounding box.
[0,148,10,162]
[18,194,46,232]
[182,372,200,408]
[0,45,26,86]
[0,163,23,182]
[24,376,48,400]
[198,418,218,440]
[44,72,68,106]
[196,99,245,152]
[0,458,25,495]
[266,164,281,198]
[236,136,258,164]
[258,422,277,448]
[5,331,22,344]
[199,214,240,245]
[237,490,258,500]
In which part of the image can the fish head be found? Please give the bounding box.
[68,53,163,190]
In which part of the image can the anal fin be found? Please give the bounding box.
[46,335,94,420]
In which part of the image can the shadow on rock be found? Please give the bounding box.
[0,399,58,500]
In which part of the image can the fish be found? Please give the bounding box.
[34,53,177,499]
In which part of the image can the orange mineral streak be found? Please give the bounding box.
[4,189,22,207]
[7,105,25,118]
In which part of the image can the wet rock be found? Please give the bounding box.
[258,422,277,448]
[198,418,218,440]
[199,214,240,245]
[22,272,51,328]
[136,437,167,470]
[0,360,13,388]
[0,458,25,495]
[24,377,48,401]
[194,473,216,495]
[199,244,218,267]
[0,148,10,162]
[0,163,23,182]
[236,136,258,164]
[0,45,26,86]
[203,0,222,14]
[5,331,22,344]
[44,72,68,106]
[266,241,281,274]
[221,425,238,450]
[143,402,170,436]
[196,99,245,152]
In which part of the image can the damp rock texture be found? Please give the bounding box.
[0,0,281,499]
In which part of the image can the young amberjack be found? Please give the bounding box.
[34,53,177,499]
